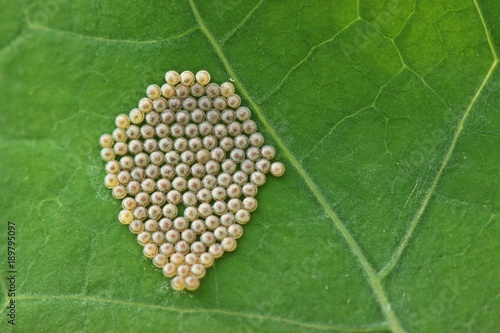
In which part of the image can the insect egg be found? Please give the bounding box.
[198,253,214,268]
[180,70,195,86]
[227,94,241,109]
[191,263,207,277]
[104,174,119,189]
[163,263,177,277]
[138,98,153,113]
[153,97,167,112]
[190,83,205,98]
[118,157,133,172]
[112,128,127,142]
[100,69,286,291]
[100,148,115,162]
[185,253,198,266]
[220,82,235,97]
[165,230,180,244]
[205,83,220,98]
[153,254,168,268]
[99,133,114,148]
[195,70,211,85]
[146,84,161,100]
[221,237,237,252]
[270,162,285,177]
[165,70,180,85]
[126,125,141,140]
[171,276,186,291]
[175,84,190,99]
[161,83,176,98]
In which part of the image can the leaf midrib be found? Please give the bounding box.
[189,1,499,332]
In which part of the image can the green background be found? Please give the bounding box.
[1,0,499,332]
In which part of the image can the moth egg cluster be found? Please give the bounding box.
[99,69,284,291]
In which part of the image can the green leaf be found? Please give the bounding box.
[1,0,499,332]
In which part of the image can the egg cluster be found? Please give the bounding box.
[99,70,285,291]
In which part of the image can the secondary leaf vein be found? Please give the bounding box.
[379,0,499,279]
[26,23,199,45]
[378,59,499,279]
[473,0,499,60]
[301,107,368,162]
[261,18,359,103]
[221,0,266,45]
[13,294,390,332]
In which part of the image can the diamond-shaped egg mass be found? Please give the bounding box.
[99,70,285,291]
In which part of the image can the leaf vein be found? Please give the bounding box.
[378,59,499,279]
[12,294,390,332]
[378,0,499,279]
[188,1,405,332]
[260,18,360,103]
[362,19,449,110]
[390,0,417,40]
[473,0,499,60]
[0,30,28,58]
[26,23,199,45]
[221,0,266,45]
[302,64,406,163]
[301,107,368,162]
